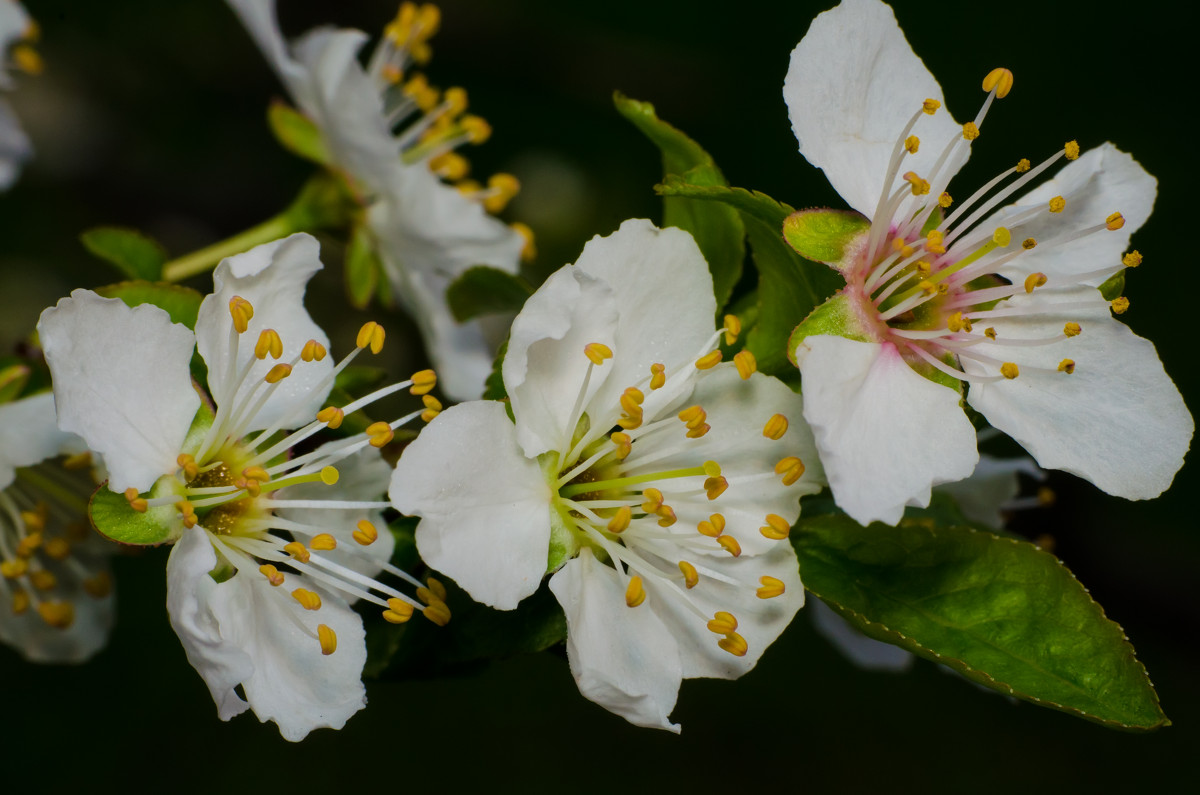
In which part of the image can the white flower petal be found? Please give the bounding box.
[784,0,963,216]
[964,288,1192,499]
[195,233,333,433]
[167,526,368,742]
[0,97,32,191]
[276,444,395,581]
[224,0,313,100]
[795,335,979,526]
[504,266,619,459]
[548,549,683,733]
[0,393,85,489]
[811,598,913,672]
[390,401,552,610]
[985,143,1156,285]
[38,290,201,493]
[937,453,1041,529]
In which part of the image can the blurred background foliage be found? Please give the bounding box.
[1,0,1194,790]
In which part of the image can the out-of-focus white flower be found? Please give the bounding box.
[0,0,39,189]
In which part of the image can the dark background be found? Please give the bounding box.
[1,1,1194,791]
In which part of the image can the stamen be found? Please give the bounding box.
[734,350,757,379]
[356,322,387,354]
[723,314,741,345]
[1058,359,1076,374]
[1106,212,1125,231]
[383,598,415,624]
[981,67,1014,98]
[409,369,438,396]
[1049,196,1066,213]
[254,329,283,360]
[763,414,789,440]
[649,363,666,390]
[352,520,378,546]
[228,296,254,334]
[1024,273,1047,293]
[259,564,285,586]
[1064,322,1082,337]
[707,611,738,634]
[1000,363,1020,379]
[760,514,791,540]
[678,561,699,589]
[607,506,632,534]
[718,632,748,657]
[318,624,337,655]
[584,342,613,365]
[756,576,786,599]
[697,514,725,538]
[1123,251,1143,268]
[694,350,722,370]
[774,456,806,486]
[124,488,148,513]
[717,536,742,557]
[625,575,646,607]
[292,588,323,611]
[1111,297,1130,315]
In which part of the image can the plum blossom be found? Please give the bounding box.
[38,233,447,741]
[783,0,1192,526]
[390,220,824,731]
[226,0,528,401]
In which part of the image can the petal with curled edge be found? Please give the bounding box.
[0,392,86,489]
[38,290,200,493]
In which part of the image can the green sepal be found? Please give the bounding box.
[81,227,169,281]
[345,223,383,310]
[445,266,535,323]
[782,208,870,270]
[0,363,32,403]
[793,505,1169,731]
[267,99,330,166]
[614,92,745,310]
[95,281,205,330]
[1098,269,1126,302]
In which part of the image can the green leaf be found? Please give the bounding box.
[445,266,534,323]
[345,224,382,310]
[793,509,1169,730]
[782,208,870,267]
[95,281,205,329]
[0,363,31,403]
[614,92,745,309]
[482,339,509,402]
[1098,269,1126,302]
[267,100,329,165]
[81,227,168,281]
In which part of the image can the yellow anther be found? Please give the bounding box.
[264,363,293,383]
[1000,362,1020,379]
[416,586,439,606]
[981,67,1014,98]
[723,314,742,345]
[301,339,327,362]
[284,541,311,564]
[380,63,403,85]
[704,476,728,500]
[922,98,940,115]
[903,171,930,195]
[760,514,791,541]
[17,528,42,550]
[679,561,699,590]
[318,624,337,655]
[1058,359,1076,374]
[946,311,972,334]
[38,601,74,629]
[11,589,29,614]
[1016,158,1031,173]
[426,577,448,602]
[44,538,71,560]
[717,535,742,557]
[367,421,395,448]
[1048,196,1066,213]
[695,350,723,370]
[12,44,43,75]
[1064,140,1081,160]
[656,506,677,528]
[177,453,200,481]
[292,588,323,611]
[484,173,521,214]
[649,363,666,390]
[228,296,254,334]
[356,321,386,354]
[698,513,725,538]
[352,520,378,546]
[124,487,148,513]
[584,342,613,365]
[1064,322,1082,337]
[617,409,643,430]
[1123,250,1143,268]
[1,559,28,578]
[443,86,469,115]
[410,369,438,396]
[1024,272,1047,293]
[621,387,646,415]
[383,598,416,624]
[403,75,439,112]
[686,420,709,439]
[308,534,336,552]
[259,564,285,587]
[254,329,283,360]
[962,122,980,141]
[431,151,470,180]
[763,413,789,440]
[1022,238,1037,250]
[461,115,492,144]
[904,135,920,154]
[938,192,953,208]
[177,500,199,528]
[30,570,56,591]
[756,575,786,599]
[421,394,443,423]
[1106,212,1125,231]
[607,506,632,534]
[62,451,93,470]
[707,611,738,634]
[918,279,937,296]
[610,431,632,460]
[511,222,537,262]
[640,488,664,514]
[985,327,997,340]
[775,456,805,486]
[624,575,646,608]
[1111,297,1130,315]
[317,406,345,429]
[81,573,112,598]
[422,601,452,626]
[702,461,722,478]
[992,227,1012,247]
[678,404,706,428]
[734,350,757,380]
[915,260,931,275]
[718,634,749,657]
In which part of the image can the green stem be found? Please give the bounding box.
[161,212,296,283]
